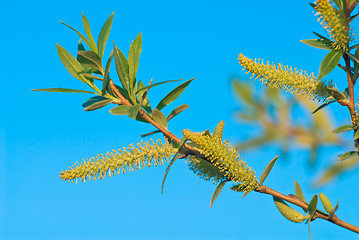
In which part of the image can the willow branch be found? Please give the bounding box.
[255,185,359,234]
[109,80,199,156]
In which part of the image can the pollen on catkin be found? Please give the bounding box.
[183,129,258,193]
[315,0,352,51]
[60,139,177,182]
[238,53,334,102]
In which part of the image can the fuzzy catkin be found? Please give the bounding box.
[60,139,177,182]
[238,53,334,101]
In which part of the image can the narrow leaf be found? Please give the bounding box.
[210,180,227,208]
[213,120,225,141]
[113,44,130,91]
[82,13,98,53]
[318,50,343,80]
[78,39,85,51]
[294,180,307,204]
[328,199,339,220]
[308,195,318,219]
[128,33,142,92]
[325,87,346,101]
[259,155,279,185]
[77,51,104,74]
[332,125,354,134]
[110,105,131,115]
[337,151,359,161]
[32,88,96,94]
[156,78,194,110]
[56,44,88,83]
[141,130,161,137]
[354,130,359,140]
[102,50,114,94]
[152,108,168,129]
[128,104,141,119]
[313,32,331,41]
[300,39,332,50]
[166,104,189,121]
[135,79,184,94]
[60,21,91,48]
[97,12,114,59]
[312,100,336,114]
[82,96,113,111]
[161,137,187,193]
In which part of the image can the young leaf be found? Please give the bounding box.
[294,180,307,204]
[337,151,359,161]
[308,195,318,220]
[319,193,334,213]
[300,39,332,50]
[32,88,96,94]
[102,50,114,95]
[78,39,85,51]
[210,180,227,208]
[137,80,151,113]
[56,44,88,83]
[97,12,114,59]
[152,108,168,129]
[82,96,113,111]
[328,199,339,220]
[312,100,336,114]
[161,137,187,194]
[82,13,98,53]
[128,104,141,119]
[60,21,91,48]
[332,125,354,134]
[166,104,189,121]
[128,33,142,92]
[313,32,331,41]
[325,87,346,101]
[259,155,279,185]
[110,105,131,115]
[156,78,194,110]
[77,51,104,75]
[213,120,225,141]
[354,130,359,140]
[141,130,161,137]
[113,44,130,92]
[318,50,343,80]
[135,79,184,94]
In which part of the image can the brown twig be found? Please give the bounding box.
[255,185,359,234]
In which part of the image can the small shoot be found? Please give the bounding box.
[259,155,279,185]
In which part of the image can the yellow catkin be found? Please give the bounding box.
[238,53,334,101]
[60,139,177,182]
[319,193,334,213]
[273,197,308,223]
[183,129,258,192]
[315,0,352,51]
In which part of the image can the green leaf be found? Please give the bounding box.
[333,0,344,9]
[294,180,307,204]
[350,13,359,22]
[82,96,113,111]
[308,195,318,220]
[128,104,141,119]
[213,120,225,141]
[82,13,98,53]
[156,78,194,110]
[325,86,346,101]
[312,100,336,114]
[102,50,114,95]
[97,12,114,59]
[141,130,161,137]
[77,51,104,75]
[110,105,131,115]
[128,33,142,92]
[210,180,227,208]
[300,39,332,50]
[319,193,334,213]
[83,73,104,81]
[32,88,96,94]
[166,104,189,121]
[137,80,151,113]
[135,79,184,94]
[337,151,359,161]
[328,199,339,220]
[161,136,187,194]
[152,108,167,129]
[113,45,130,92]
[332,125,354,134]
[56,44,88,83]
[347,52,359,65]
[318,50,343,80]
[259,155,278,185]
[313,32,331,41]
[78,39,85,51]
[354,130,359,140]
[60,21,91,49]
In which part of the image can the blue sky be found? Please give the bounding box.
[2,0,359,239]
